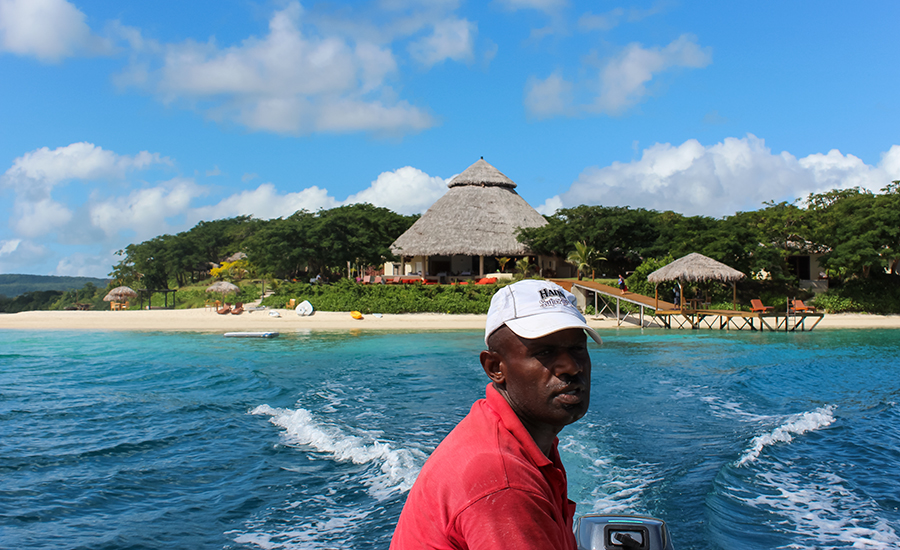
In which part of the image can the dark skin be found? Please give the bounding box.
[480,326,591,457]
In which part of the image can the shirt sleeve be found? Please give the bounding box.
[451,488,576,550]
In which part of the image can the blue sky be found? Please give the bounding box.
[1,0,898,277]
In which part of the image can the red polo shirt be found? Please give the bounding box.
[390,383,577,550]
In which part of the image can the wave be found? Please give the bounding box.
[231,506,375,550]
[250,404,426,500]
[736,406,836,467]
[741,468,899,549]
[560,434,661,514]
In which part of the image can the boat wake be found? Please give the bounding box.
[727,464,900,549]
[251,404,426,499]
[736,405,836,467]
[561,432,661,514]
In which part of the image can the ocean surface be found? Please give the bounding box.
[1,327,898,549]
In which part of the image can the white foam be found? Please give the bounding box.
[700,395,774,423]
[560,435,660,514]
[251,404,426,500]
[231,506,374,550]
[736,406,836,467]
[743,469,899,549]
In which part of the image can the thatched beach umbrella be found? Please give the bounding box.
[103,285,137,302]
[206,281,240,295]
[390,158,547,276]
[647,253,745,310]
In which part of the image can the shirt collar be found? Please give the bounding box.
[485,383,556,468]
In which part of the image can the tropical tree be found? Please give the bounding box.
[496,257,511,272]
[514,257,535,279]
[566,241,605,280]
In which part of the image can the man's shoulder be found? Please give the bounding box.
[419,398,547,493]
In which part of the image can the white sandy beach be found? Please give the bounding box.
[1,308,900,332]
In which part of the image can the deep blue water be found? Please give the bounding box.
[1,328,898,549]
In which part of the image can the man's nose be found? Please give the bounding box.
[555,349,587,376]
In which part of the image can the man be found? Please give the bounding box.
[391,279,602,549]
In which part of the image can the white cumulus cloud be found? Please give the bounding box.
[0,0,110,62]
[0,238,48,273]
[121,1,434,135]
[409,18,476,67]
[194,166,447,221]
[345,166,448,214]
[525,34,712,118]
[88,177,207,240]
[192,183,339,221]
[2,142,170,239]
[544,136,900,217]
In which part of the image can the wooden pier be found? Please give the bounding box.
[552,279,823,331]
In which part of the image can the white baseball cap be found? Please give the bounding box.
[485,279,602,347]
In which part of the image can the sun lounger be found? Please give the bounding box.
[750,299,773,313]
[791,299,817,313]
[231,302,244,315]
[217,303,232,314]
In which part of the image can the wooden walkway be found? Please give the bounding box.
[551,279,824,331]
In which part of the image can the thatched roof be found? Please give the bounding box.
[391,159,547,257]
[206,281,240,294]
[103,286,137,302]
[448,158,516,188]
[647,253,745,283]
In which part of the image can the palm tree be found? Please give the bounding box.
[514,257,535,279]
[567,241,606,280]
[496,257,511,273]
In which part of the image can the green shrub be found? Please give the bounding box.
[262,278,512,314]
[810,274,900,314]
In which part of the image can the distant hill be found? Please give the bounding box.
[0,274,112,298]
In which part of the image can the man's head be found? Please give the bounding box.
[480,280,600,446]
[483,280,602,348]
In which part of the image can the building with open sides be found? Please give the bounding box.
[386,158,574,282]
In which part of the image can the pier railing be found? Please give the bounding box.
[550,279,823,331]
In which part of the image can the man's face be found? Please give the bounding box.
[490,327,591,434]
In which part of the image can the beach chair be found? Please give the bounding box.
[217,303,232,314]
[231,302,244,315]
[374,276,383,284]
[361,275,372,284]
[791,299,817,313]
[750,299,773,313]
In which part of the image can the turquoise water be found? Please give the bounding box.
[1,328,898,549]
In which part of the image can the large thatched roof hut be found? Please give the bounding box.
[388,158,562,279]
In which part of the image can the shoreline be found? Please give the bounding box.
[2,309,900,332]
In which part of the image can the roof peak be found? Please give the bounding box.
[448,158,516,189]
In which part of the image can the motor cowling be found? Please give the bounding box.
[574,515,675,550]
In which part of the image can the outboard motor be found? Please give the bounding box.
[575,515,675,550]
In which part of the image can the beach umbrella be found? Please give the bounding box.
[103,285,137,302]
[206,281,240,295]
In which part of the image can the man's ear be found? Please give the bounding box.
[480,349,505,384]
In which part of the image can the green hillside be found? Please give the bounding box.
[0,274,112,298]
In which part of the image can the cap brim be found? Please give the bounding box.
[505,312,602,345]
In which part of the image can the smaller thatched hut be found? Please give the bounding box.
[647,253,745,310]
